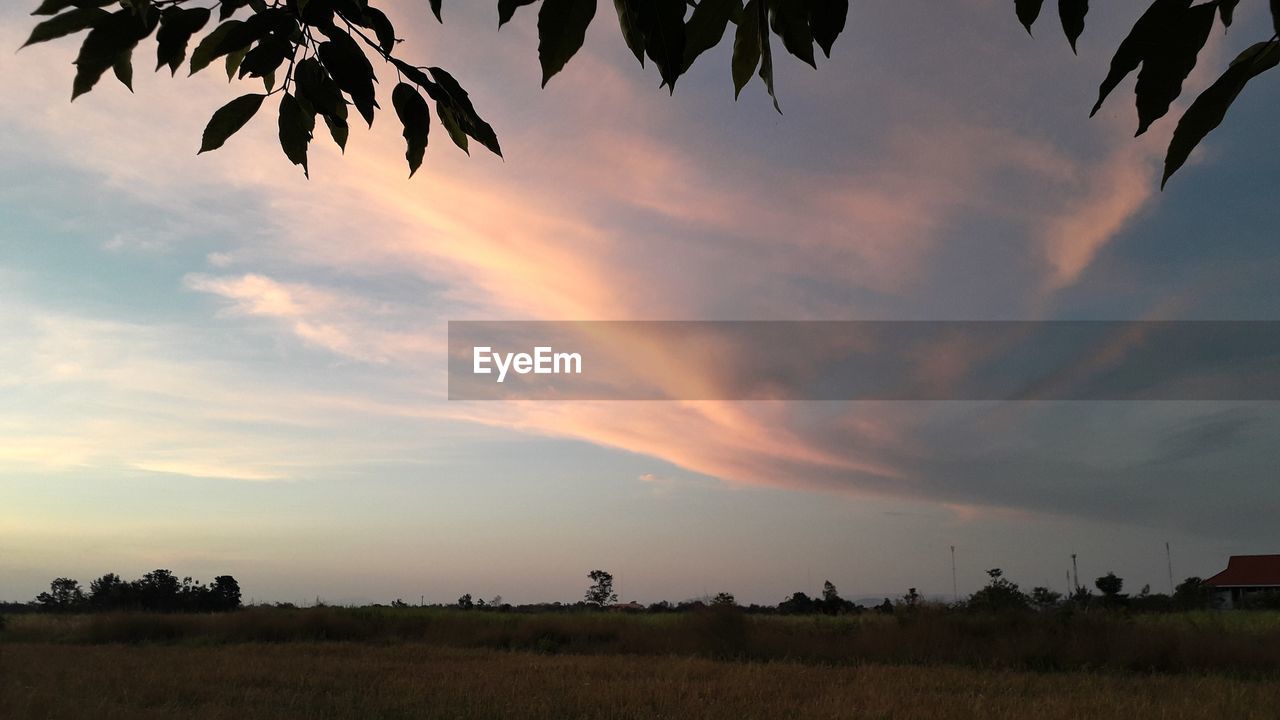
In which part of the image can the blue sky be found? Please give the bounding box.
[2,0,1278,605]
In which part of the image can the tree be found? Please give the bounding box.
[584,569,617,606]
[210,575,243,611]
[1095,571,1127,607]
[712,591,737,607]
[1173,576,1213,610]
[22,1,1279,184]
[456,593,474,609]
[35,577,85,611]
[1030,586,1063,610]
[966,568,1030,613]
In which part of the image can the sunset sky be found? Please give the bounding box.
[3,0,1279,606]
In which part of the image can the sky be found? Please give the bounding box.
[2,0,1279,606]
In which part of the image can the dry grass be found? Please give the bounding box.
[3,642,1280,720]
[5,608,1280,675]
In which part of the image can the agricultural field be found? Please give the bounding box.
[3,609,1279,719]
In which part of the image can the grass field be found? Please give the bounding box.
[3,609,1279,718]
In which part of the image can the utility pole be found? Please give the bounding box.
[950,545,958,602]
[1166,542,1175,594]
[1071,553,1079,592]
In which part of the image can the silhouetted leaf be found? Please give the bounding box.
[112,45,133,90]
[613,0,646,64]
[1163,41,1280,187]
[683,0,735,71]
[1015,0,1044,34]
[757,0,779,112]
[771,0,815,68]
[1091,0,1191,117]
[155,6,211,75]
[199,92,265,153]
[32,0,114,16]
[430,0,442,23]
[806,0,848,59]
[427,66,502,156]
[238,34,291,78]
[499,0,537,27]
[392,82,431,176]
[732,0,762,98]
[323,112,349,151]
[219,0,250,21]
[537,0,597,86]
[641,0,687,91]
[1134,1,1215,135]
[364,7,396,53]
[278,92,313,177]
[225,46,247,80]
[1217,0,1239,28]
[318,34,377,126]
[1058,0,1088,54]
[72,8,156,100]
[295,56,347,118]
[189,19,243,75]
[436,102,469,153]
[22,7,106,48]
[1273,0,1280,37]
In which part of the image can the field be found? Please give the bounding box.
[3,609,1279,718]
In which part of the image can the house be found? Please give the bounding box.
[1204,555,1280,609]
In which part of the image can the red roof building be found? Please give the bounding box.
[1205,555,1280,609]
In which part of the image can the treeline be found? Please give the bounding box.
[8,570,241,614]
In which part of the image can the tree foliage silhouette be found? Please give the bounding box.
[19,1,1280,185]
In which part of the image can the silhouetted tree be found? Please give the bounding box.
[35,578,85,612]
[1095,571,1127,608]
[584,570,617,606]
[966,569,1030,613]
[456,593,474,610]
[712,592,737,607]
[778,591,816,615]
[21,1,1277,184]
[1173,576,1213,610]
[1030,586,1063,610]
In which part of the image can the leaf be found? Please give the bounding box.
[537,0,597,87]
[1274,0,1280,38]
[199,93,265,153]
[1015,0,1044,34]
[1163,41,1280,187]
[1133,1,1216,136]
[732,0,762,98]
[112,45,133,90]
[430,0,442,23]
[806,0,848,59]
[318,34,377,126]
[613,0,646,64]
[682,0,735,71]
[1217,0,1239,28]
[1058,0,1088,54]
[498,0,537,27]
[278,92,313,177]
[189,19,243,75]
[392,83,431,176]
[427,66,502,156]
[219,0,251,21]
[72,8,156,100]
[757,0,779,112]
[22,7,107,48]
[155,6,211,75]
[294,56,347,118]
[225,46,248,80]
[238,34,291,79]
[1091,0,1191,117]
[323,112,349,151]
[363,7,396,53]
[641,0,687,91]
[435,102,469,154]
[771,0,815,68]
[31,0,114,16]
